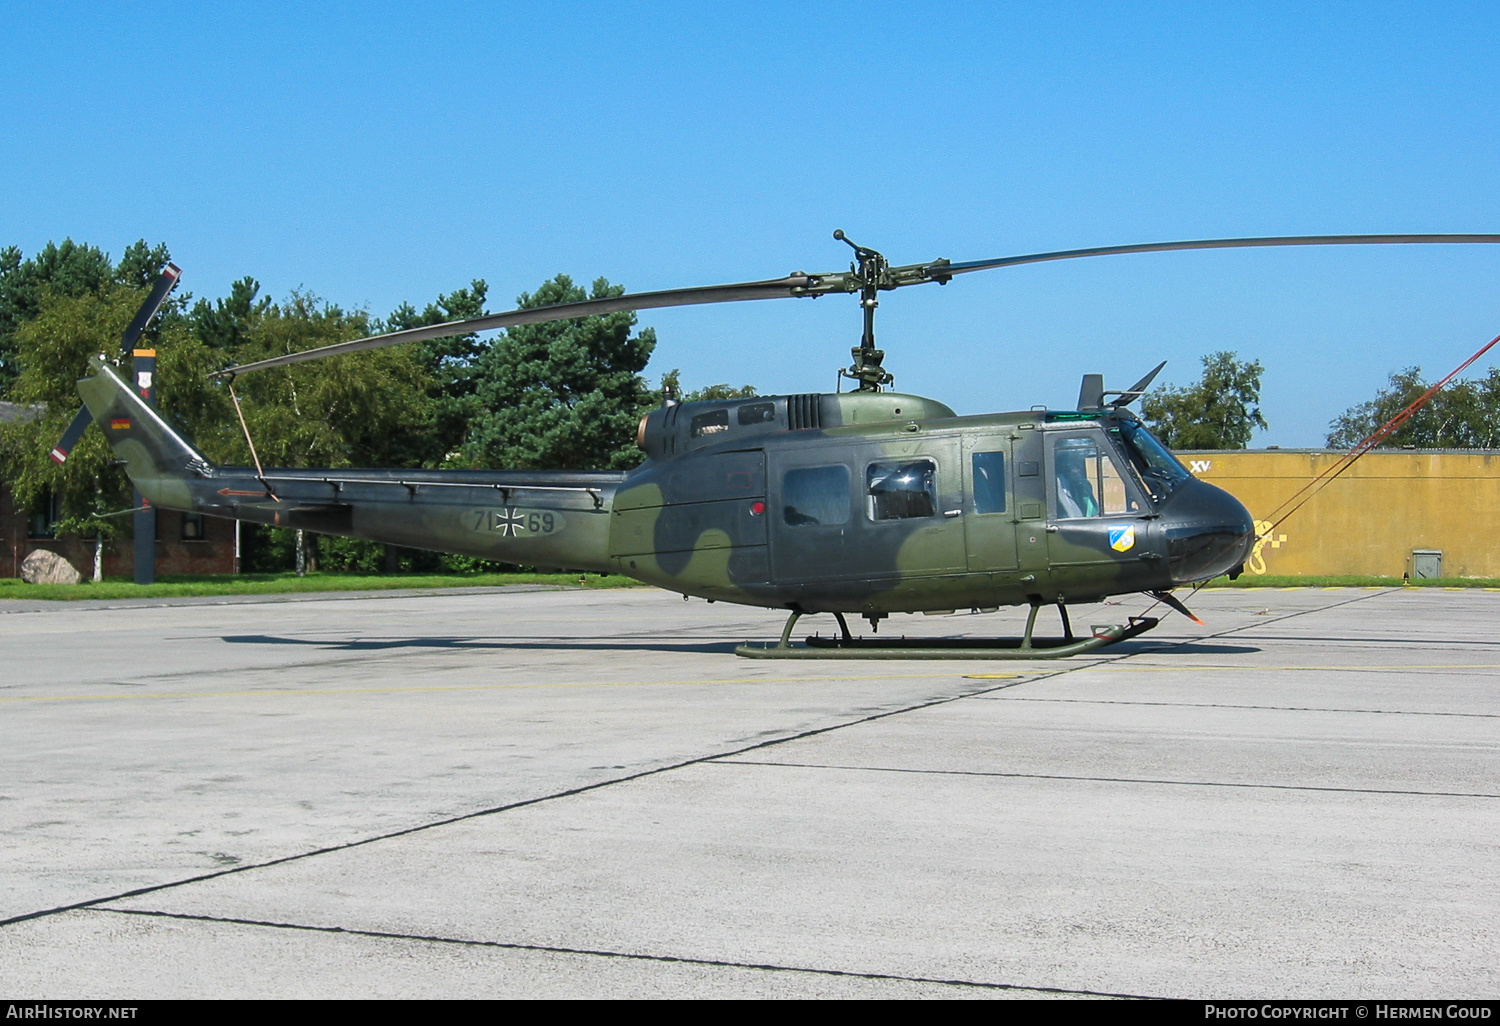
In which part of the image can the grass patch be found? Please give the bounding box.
[0,571,643,602]
[1201,575,1500,589]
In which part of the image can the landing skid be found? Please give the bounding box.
[734,605,1160,660]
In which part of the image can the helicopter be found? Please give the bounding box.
[68,231,1500,658]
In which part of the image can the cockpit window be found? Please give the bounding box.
[1052,436,1137,519]
[1115,420,1192,500]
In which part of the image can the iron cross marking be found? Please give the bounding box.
[495,507,525,536]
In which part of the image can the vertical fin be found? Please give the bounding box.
[1077,373,1104,411]
[77,356,213,509]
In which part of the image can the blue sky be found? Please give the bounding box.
[4,2,1499,445]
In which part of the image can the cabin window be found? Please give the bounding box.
[971,451,1006,514]
[782,465,850,526]
[181,512,206,540]
[690,409,729,437]
[866,460,936,521]
[1052,436,1136,519]
[738,402,776,426]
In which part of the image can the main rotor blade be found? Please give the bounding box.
[211,275,821,378]
[1108,360,1169,408]
[936,234,1500,277]
[209,232,1500,379]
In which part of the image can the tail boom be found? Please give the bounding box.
[77,357,622,571]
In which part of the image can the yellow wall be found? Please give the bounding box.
[1183,450,1500,578]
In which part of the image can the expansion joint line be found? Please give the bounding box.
[0,668,1039,929]
[0,590,1389,933]
[1130,585,1396,661]
[93,908,1158,1000]
[713,760,1500,801]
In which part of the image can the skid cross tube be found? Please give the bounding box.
[735,606,1160,659]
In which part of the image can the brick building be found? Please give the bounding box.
[1,401,236,580]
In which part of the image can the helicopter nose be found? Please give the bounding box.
[1160,479,1256,584]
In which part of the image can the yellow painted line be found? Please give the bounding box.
[962,674,1023,680]
[0,672,971,704]
[0,624,155,636]
[1089,664,1500,673]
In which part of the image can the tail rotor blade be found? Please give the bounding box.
[118,263,182,357]
[50,406,94,464]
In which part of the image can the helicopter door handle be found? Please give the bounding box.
[943,509,962,517]
[1045,525,1059,533]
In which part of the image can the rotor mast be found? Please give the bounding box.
[835,230,894,391]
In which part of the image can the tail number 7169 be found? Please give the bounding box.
[465,507,565,537]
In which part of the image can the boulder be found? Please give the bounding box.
[20,549,83,586]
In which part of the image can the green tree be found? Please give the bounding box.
[1326,367,1500,449]
[0,240,116,393]
[383,279,488,463]
[114,240,176,294]
[1140,351,1267,449]
[655,367,758,404]
[0,283,220,530]
[464,275,656,470]
[211,291,438,470]
[0,238,185,396]
[0,278,442,557]
[190,276,272,350]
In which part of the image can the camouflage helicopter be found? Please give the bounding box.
[69,231,1500,658]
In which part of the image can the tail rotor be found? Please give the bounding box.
[49,263,180,464]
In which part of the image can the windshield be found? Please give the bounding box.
[1115,419,1192,501]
